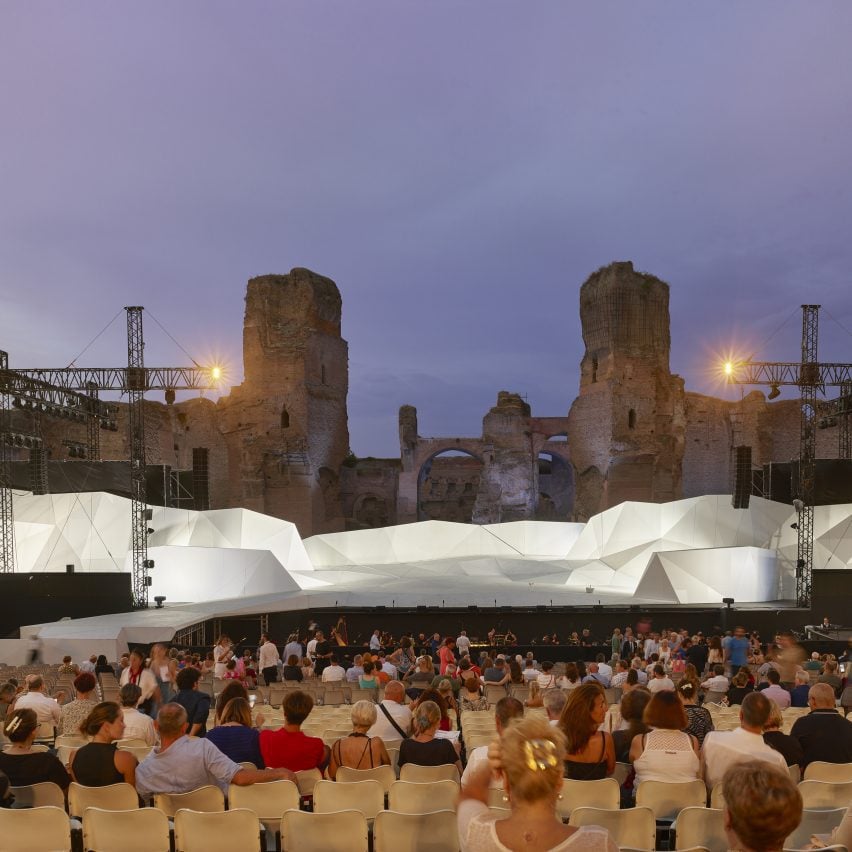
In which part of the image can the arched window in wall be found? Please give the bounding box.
[281,405,290,429]
[628,408,637,430]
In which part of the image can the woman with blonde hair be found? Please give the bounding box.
[398,700,461,775]
[762,699,803,767]
[459,715,617,851]
[327,700,391,779]
[525,680,544,708]
[559,683,615,779]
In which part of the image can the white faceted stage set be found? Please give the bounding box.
[7,490,852,660]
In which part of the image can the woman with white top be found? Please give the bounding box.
[213,634,234,679]
[630,690,699,786]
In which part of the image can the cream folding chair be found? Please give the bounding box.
[803,761,852,782]
[672,807,726,852]
[313,779,385,821]
[55,735,88,749]
[612,762,632,785]
[82,807,170,852]
[559,777,620,819]
[116,738,150,749]
[335,765,396,794]
[173,807,261,852]
[388,780,458,814]
[635,779,708,821]
[294,768,323,798]
[68,782,139,819]
[568,806,657,851]
[373,809,459,852]
[280,808,369,852]
[709,783,726,809]
[788,764,801,785]
[399,763,460,784]
[9,781,65,809]
[0,806,71,851]
[229,778,299,837]
[797,779,852,809]
[784,807,847,850]
[152,785,225,817]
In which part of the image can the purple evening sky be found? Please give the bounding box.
[2,3,852,457]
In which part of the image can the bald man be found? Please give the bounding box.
[790,682,852,769]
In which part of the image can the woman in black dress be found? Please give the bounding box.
[0,709,69,791]
[398,701,462,775]
[70,702,137,787]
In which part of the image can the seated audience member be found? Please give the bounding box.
[71,702,137,786]
[542,688,566,726]
[0,709,70,790]
[411,687,452,732]
[367,680,412,739]
[524,681,544,709]
[701,691,787,790]
[461,697,524,789]
[678,679,714,746]
[483,657,510,686]
[95,654,113,676]
[433,663,461,694]
[321,655,346,683]
[762,699,803,767]
[259,690,329,772]
[631,690,699,785]
[135,703,292,798]
[609,660,630,690]
[172,666,212,737]
[206,697,264,768]
[59,672,98,736]
[612,688,651,763]
[437,678,459,724]
[727,669,754,706]
[522,659,539,682]
[818,659,843,698]
[0,682,17,719]
[460,674,488,712]
[12,675,63,727]
[398,700,462,775]
[344,654,364,684]
[214,681,250,725]
[458,715,618,851]
[789,670,811,708]
[327,700,391,780]
[282,654,303,682]
[700,664,729,696]
[58,655,79,675]
[358,661,380,689]
[721,761,802,852]
[646,663,674,694]
[536,661,558,690]
[300,655,314,680]
[119,684,157,746]
[582,662,611,688]
[559,683,615,779]
[790,682,852,768]
[759,669,791,710]
[621,669,641,695]
[79,655,97,675]
[404,656,434,699]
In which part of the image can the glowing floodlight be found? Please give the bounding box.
[723,361,734,376]
[210,366,223,381]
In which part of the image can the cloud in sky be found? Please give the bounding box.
[2,3,852,456]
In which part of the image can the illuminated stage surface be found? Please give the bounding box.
[11,492,852,654]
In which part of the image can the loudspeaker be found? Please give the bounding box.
[65,564,74,574]
[732,445,752,509]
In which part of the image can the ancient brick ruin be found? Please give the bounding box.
[27,262,844,534]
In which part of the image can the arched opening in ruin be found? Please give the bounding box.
[417,449,484,523]
[352,492,390,529]
[536,451,574,520]
[281,405,290,429]
[628,408,636,430]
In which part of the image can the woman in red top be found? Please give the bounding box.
[258,690,328,772]
[438,638,456,675]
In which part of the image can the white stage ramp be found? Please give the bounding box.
[10,491,850,651]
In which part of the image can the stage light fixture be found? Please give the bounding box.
[154,596,166,609]
[768,384,781,400]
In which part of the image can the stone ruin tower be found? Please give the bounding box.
[567,262,685,520]
[218,268,349,536]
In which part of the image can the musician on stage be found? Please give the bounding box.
[213,634,234,679]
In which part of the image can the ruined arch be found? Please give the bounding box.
[352,492,390,529]
[417,448,484,523]
[537,450,574,519]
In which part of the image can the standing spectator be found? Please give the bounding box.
[610,628,622,660]
[71,703,137,787]
[685,636,709,675]
[257,633,280,686]
[120,648,159,715]
[678,680,714,746]
[369,630,382,651]
[259,691,329,772]
[150,643,177,705]
[762,700,804,767]
[775,630,805,689]
[621,628,638,660]
[438,638,456,675]
[172,667,212,737]
[726,626,751,676]
[212,634,234,679]
[312,631,332,677]
[455,630,471,657]
[283,634,303,668]
[119,684,157,746]
[305,631,319,664]
[790,682,852,769]
[59,672,98,736]
[388,636,416,679]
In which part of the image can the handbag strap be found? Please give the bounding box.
[378,702,408,739]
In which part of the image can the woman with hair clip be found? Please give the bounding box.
[397,700,462,775]
[0,709,70,790]
[70,702,137,787]
[459,715,617,851]
[677,679,714,746]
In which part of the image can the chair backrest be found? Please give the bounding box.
[173,807,261,852]
[803,761,852,782]
[0,806,71,851]
[709,783,726,809]
[388,780,458,814]
[294,768,323,797]
[673,807,726,852]
[280,808,369,852]
[797,779,852,809]
[82,807,170,852]
[9,781,65,809]
[560,777,620,817]
[788,763,801,784]
[635,779,708,821]
[612,762,632,786]
[68,782,139,818]
[228,779,299,820]
[313,779,385,820]
[399,763,460,784]
[152,785,225,817]
[703,691,726,704]
[373,809,459,852]
[336,765,397,793]
[784,807,847,849]
[568,806,657,850]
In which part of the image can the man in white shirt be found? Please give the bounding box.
[461,697,524,789]
[119,683,157,746]
[306,632,319,662]
[595,653,613,681]
[283,635,303,667]
[701,665,730,695]
[611,660,630,689]
[701,691,787,790]
[367,681,412,740]
[321,655,346,682]
[79,655,97,674]
[378,653,398,680]
[369,630,382,651]
[456,630,471,657]
[258,633,280,685]
[13,676,62,726]
[522,660,539,682]
[647,664,675,693]
[643,632,660,661]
